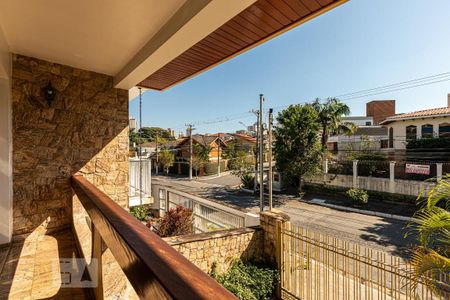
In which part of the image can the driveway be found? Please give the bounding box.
[153,175,417,256]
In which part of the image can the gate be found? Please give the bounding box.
[279,222,449,300]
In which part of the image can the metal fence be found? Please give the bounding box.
[156,186,258,233]
[280,223,449,300]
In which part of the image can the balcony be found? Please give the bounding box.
[1,176,237,299]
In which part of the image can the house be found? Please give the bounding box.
[380,94,450,150]
[328,100,393,152]
[177,135,227,162]
[232,133,257,154]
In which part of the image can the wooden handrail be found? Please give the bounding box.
[71,175,236,300]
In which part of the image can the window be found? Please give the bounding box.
[365,121,372,126]
[274,173,280,182]
[406,125,417,141]
[389,127,394,148]
[421,124,433,138]
[439,123,450,138]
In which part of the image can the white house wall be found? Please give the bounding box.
[387,117,450,150]
[0,24,12,244]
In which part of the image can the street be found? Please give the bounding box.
[153,174,417,257]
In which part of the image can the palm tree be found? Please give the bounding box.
[312,98,356,148]
[408,176,450,291]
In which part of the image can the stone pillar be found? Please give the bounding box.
[323,159,328,174]
[352,160,358,188]
[389,161,396,193]
[436,163,443,182]
[260,210,290,265]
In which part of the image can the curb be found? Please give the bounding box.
[308,199,419,222]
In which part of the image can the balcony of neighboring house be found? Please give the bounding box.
[0,1,350,299]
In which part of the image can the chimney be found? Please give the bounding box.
[448,93,450,108]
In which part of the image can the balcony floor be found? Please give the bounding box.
[0,228,90,300]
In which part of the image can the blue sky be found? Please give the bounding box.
[130,0,450,135]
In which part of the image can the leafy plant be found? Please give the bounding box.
[229,151,254,178]
[241,173,255,190]
[274,104,323,193]
[209,260,279,300]
[346,188,369,204]
[159,205,193,237]
[407,137,450,149]
[159,149,175,174]
[407,176,450,291]
[311,98,355,149]
[129,205,149,221]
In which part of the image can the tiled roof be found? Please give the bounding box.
[380,107,450,124]
[233,133,256,143]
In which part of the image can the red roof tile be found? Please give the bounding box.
[380,107,450,124]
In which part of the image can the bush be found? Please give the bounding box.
[159,205,193,237]
[407,137,450,149]
[129,205,149,221]
[346,188,369,205]
[209,260,279,300]
[241,173,255,190]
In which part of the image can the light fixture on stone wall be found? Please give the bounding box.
[42,81,56,106]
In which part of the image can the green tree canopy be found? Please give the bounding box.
[274,104,323,193]
[191,143,211,177]
[311,98,355,148]
[159,149,175,174]
[138,127,175,142]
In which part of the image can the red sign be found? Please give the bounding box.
[405,164,430,175]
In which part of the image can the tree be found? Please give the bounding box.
[311,98,355,149]
[138,127,175,142]
[274,104,323,193]
[159,149,175,174]
[229,150,254,178]
[192,143,211,177]
[407,177,450,291]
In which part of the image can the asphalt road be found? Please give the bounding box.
[153,174,417,257]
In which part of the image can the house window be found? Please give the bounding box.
[389,127,394,148]
[421,124,433,138]
[439,123,450,138]
[365,121,372,126]
[274,173,280,182]
[406,125,417,141]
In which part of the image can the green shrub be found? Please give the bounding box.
[241,173,255,190]
[158,205,193,237]
[210,260,279,300]
[407,137,450,149]
[129,205,149,221]
[346,188,369,204]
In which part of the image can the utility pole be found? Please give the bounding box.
[251,110,259,195]
[259,94,264,212]
[138,87,143,205]
[155,134,159,175]
[217,136,221,177]
[186,124,193,180]
[268,108,273,211]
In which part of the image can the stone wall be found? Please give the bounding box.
[163,227,263,273]
[260,210,290,265]
[12,54,128,235]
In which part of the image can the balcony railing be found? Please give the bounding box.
[71,175,236,299]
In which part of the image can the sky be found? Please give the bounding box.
[129,0,450,135]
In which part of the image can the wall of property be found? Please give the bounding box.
[308,174,434,196]
[163,227,263,273]
[0,25,12,244]
[388,117,450,150]
[12,54,129,235]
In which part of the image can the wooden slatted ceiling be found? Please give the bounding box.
[138,0,345,90]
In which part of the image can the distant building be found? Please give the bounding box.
[380,94,450,150]
[328,100,394,152]
[129,117,137,131]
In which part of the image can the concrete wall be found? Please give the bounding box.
[0,25,12,244]
[308,174,434,196]
[12,54,129,235]
[387,117,450,150]
[163,227,263,274]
